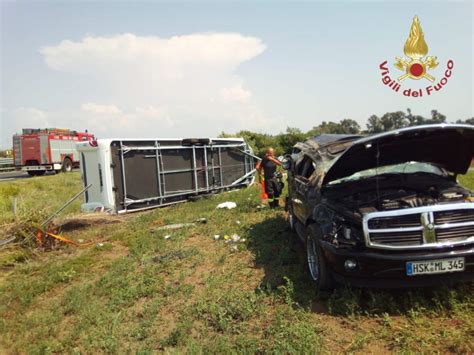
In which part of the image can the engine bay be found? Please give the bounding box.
[325,173,472,214]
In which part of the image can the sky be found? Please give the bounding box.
[0,0,472,148]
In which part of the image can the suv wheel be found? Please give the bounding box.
[306,224,334,291]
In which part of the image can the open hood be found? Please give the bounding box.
[323,124,474,185]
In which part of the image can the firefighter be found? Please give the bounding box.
[257,148,282,208]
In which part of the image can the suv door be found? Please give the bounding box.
[292,156,316,222]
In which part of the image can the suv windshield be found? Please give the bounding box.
[328,161,446,185]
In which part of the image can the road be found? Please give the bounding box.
[0,170,57,182]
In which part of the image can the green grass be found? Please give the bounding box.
[0,171,473,353]
[0,172,83,226]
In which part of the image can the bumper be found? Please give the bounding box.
[320,241,474,288]
[22,163,61,171]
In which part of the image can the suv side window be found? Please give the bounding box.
[296,156,316,179]
[295,157,306,176]
[302,159,316,178]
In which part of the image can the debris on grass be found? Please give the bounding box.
[152,218,207,232]
[80,202,105,213]
[164,235,171,240]
[35,229,94,249]
[216,201,237,209]
[217,233,245,252]
[213,235,220,241]
[54,214,122,232]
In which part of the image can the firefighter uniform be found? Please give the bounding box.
[258,149,282,208]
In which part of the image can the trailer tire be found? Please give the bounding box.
[27,171,38,177]
[61,158,73,173]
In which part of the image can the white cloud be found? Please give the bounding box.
[81,102,121,115]
[12,107,49,128]
[35,32,269,139]
[40,33,265,73]
[0,108,49,146]
[220,84,251,103]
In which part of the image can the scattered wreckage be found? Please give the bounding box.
[77,138,256,213]
[284,124,474,289]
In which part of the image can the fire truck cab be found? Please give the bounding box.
[13,128,95,176]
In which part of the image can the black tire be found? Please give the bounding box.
[27,171,38,176]
[306,224,334,291]
[61,158,73,172]
[36,171,46,176]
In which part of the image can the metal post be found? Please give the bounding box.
[203,146,209,191]
[154,141,163,204]
[119,141,128,211]
[41,184,92,228]
[192,146,198,193]
[218,147,223,187]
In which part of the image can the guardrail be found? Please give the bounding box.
[0,158,15,172]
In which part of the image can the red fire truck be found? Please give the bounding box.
[13,128,95,176]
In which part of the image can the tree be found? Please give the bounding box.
[367,115,384,133]
[429,109,446,123]
[380,111,407,131]
[456,118,474,125]
[339,118,361,134]
[277,127,307,154]
[406,108,426,126]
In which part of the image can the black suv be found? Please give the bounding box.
[284,124,474,289]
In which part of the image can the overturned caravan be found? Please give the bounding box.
[77,138,256,213]
[286,124,474,289]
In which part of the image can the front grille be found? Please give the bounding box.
[363,204,474,249]
[368,214,420,229]
[436,225,474,241]
[434,209,474,224]
[370,231,423,246]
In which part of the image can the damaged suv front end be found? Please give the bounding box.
[285,124,474,289]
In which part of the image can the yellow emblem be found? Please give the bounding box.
[394,16,438,82]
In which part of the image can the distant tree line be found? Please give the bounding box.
[220,109,473,156]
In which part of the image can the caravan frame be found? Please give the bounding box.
[77,138,256,213]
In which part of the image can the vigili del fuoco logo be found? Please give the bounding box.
[379,16,453,98]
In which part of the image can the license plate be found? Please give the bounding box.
[406,257,465,276]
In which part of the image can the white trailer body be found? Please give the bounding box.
[77,138,256,213]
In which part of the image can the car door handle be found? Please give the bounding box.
[292,198,303,205]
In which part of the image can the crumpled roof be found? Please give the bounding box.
[309,134,363,146]
[294,124,474,187]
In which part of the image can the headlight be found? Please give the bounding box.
[337,225,362,246]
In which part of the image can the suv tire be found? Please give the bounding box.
[306,224,334,291]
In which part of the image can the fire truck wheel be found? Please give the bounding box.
[27,171,45,176]
[61,158,73,173]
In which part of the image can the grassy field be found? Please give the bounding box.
[0,171,473,353]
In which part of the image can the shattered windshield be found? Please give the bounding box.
[328,161,446,185]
